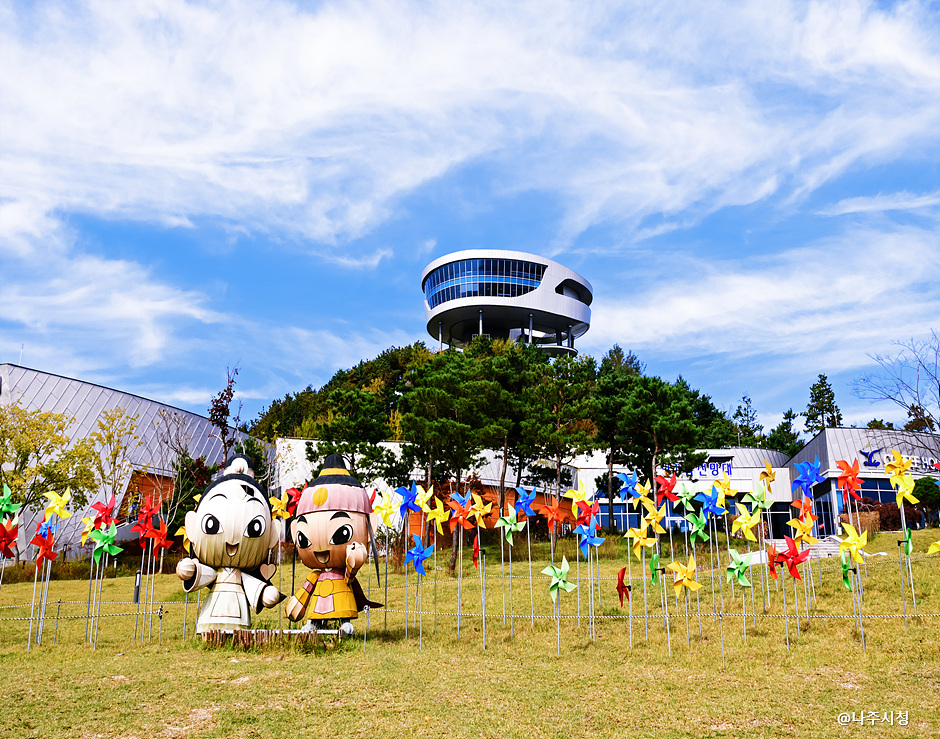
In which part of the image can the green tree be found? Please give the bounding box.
[732,394,763,446]
[804,373,842,435]
[87,406,144,503]
[0,401,95,534]
[913,476,940,517]
[674,377,737,448]
[866,418,895,430]
[765,408,803,458]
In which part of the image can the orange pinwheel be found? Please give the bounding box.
[448,500,475,531]
[145,518,173,559]
[835,458,863,505]
[31,525,58,566]
[539,503,567,534]
[791,497,817,522]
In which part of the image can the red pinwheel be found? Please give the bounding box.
[448,501,475,531]
[131,496,159,540]
[91,493,118,528]
[472,532,480,569]
[285,487,303,516]
[835,459,863,506]
[539,503,567,535]
[775,536,810,580]
[146,518,173,559]
[616,566,631,606]
[767,544,779,581]
[31,525,58,566]
[575,500,600,528]
[790,497,817,522]
[0,518,17,558]
[654,473,679,506]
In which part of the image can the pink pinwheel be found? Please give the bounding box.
[775,536,810,580]
[654,473,678,506]
[91,493,118,528]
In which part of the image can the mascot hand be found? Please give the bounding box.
[285,595,306,622]
[176,557,196,581]
[345,541,367,575]
[262,584,284,608]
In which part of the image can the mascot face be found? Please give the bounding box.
[291,506,370,570]
[186,474,278,570]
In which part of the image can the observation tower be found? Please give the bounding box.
[421,249,592,355]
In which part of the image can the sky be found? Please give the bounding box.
[3,0,940,435]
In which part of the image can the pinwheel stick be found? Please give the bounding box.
[641,547,648,642]
[85,552,96,643]
[26,554,41,653]
[899,505,918,616]
[134,539,145,639]
[781,570,790,650]
[527,524,534,627]
[897,539,909,628]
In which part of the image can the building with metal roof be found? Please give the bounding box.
[1,363,249,555]
[421,249,593,355]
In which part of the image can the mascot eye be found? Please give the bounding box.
[296,531,310,549]
[330,524,353,546]
[201,514,221,535]
[244,517,266,538]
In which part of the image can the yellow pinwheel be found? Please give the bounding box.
[175,525,191,553]
[629,480,652,510]
[269,490,291,520]
[643,504,667,534]
[667,555,702,598]
[714,473,736,509]
[564,479,590,509]
[80,516,95,546]
[425,496,451,535]
[894,473,919,507]
[43,488,72,522]
[469,493,492,527]
[759,460,775,485]
[927,539,940,555]
[415,484,435,512]
[626,525,655,560]
[886,449,913,488]
[731,505,761,542]
[838,522,867,565]
[787,516,818,546]
[373,491,398,528]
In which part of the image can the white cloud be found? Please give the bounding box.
[817,190,940,216]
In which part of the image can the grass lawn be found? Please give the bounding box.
[2,529,939,739]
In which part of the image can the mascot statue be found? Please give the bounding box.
[176,455,284,634]
[285,454,381,635]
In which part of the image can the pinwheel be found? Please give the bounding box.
[629,479,652,509]
[666,556,702,598]
[714,473,736,509]
[575,499,600,528]
[31,525,58,566]
[674,481,698,512]
[885,449,912,488]
[426,497,451,536]
[90,494,118,528]
[835,459,863,504]
[405,534,434,576]
[838,522,868,565]
[654,473,678,506]
[616,470,639,499]
[175,525,191,553]
[840,553,853,590]
[539,503,567,535]
[564,479,591,509]
[397,484,421,520]
[415,484,435,512]
[902,527,913,557]
[649,552,660,585]
[790,497,817,522]
[0,517,17,558]
[894,473,919,508]
[472,533,480,569]
[627,526,655,560]
[643,504,667,535]
[42,489,72,522]
[89,523,123,563]
[742,482,770,511]
[542,556,577,602]
[776,536,809,580]
[767,544,779,580]
[448,500,475,531]
[616,567,630,606]
[575,516,605,558]
[787,516,819,547]
[695,487,726,518]
[732,506,761,542]
[792,456,825,497]
[726,549,751,587]
[284,486,303,516]
[469,494,492,527]
[373,491,398,528]
[927,539,940,555]
[685,511,709,545]
[0,484,20,519]
[759,460,775,485]
[450,489,472,507]
[131,496,159,539]
[145,518,173,559]
[513,486,537,517]
[269,490,292,520]
[496,508,526,545]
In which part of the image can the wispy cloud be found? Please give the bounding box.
[817,190,940,216]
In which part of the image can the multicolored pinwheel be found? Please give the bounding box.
[616,567,630,606]
[838,522,868,564]
[776,536,810,580]
[726,549,751,587]
[496,508,526,545]
[629,480,652,509]
[426,497,451,535]
[405,534,434,576]
[43,489,72,522]
[91,494,118,528]
[89,523,123,563]
[542,556,577,602]
[0,517,17,558]
[835,459,863,505]
[731,505,761,542]
[666,556,702,598]
[513,486,537,517]
[792,456,825,497]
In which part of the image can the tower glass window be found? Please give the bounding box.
[423,258,547,309]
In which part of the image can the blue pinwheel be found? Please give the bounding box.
[37,519,56,538]
[695,485,726,518]
[405,534,434,576]
[792,456,825,497]
[616,471,639,500]
[574,516,605,558]
[450,489,472,507]
[514,486,537,517]
[397,483,421,519]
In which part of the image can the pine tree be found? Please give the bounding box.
[804,373,842,435]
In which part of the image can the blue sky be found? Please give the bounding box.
[3,0,940,435]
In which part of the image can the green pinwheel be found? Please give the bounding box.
[496,508,526,545]
[726,548,751,587]
[742,481,771,511]
[649,552,661,585]
[840,552,853,590]
[903,527,913,557]
[542,556,577,603]
[0,484,21,519]
[89,523,122,563]
[685,510,709,545]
